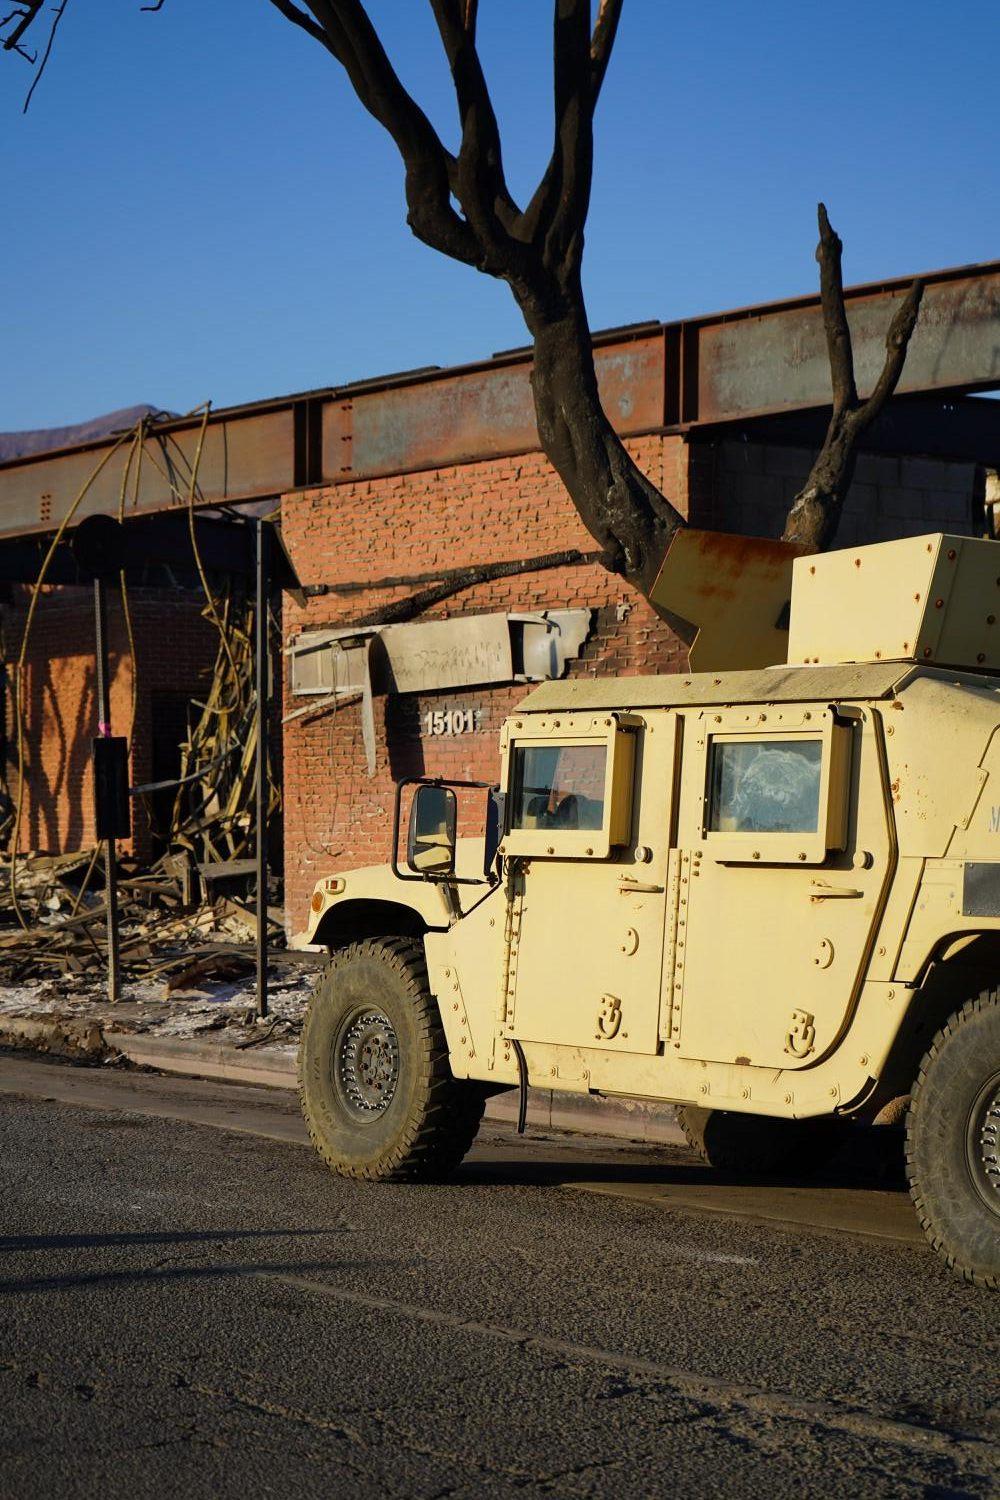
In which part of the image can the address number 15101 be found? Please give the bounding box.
[422,707,483,737]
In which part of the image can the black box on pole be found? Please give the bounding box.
[92,737,131,840]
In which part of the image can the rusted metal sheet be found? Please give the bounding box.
[649,528,806,670]
[327,335,665,480]
[693,261,1000,424]
[0,409,296,538]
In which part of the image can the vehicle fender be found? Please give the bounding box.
[894,860,1000,982]
[306,862,451,946]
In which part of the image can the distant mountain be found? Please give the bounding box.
[0,404,173,462]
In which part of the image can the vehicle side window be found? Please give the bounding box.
[510,744,606,831]
[708,738,822,834]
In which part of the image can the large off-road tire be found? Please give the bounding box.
[906,993,1000,1289]
[299,938,486,1182]
[678,1105,842,1177]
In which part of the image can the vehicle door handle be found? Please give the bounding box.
[619,879,665,894]
[809,882,864,901]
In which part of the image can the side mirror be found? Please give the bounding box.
[407,784,457,876]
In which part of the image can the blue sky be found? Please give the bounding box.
[2,0,997,430]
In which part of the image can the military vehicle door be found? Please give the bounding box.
[501,711,677,1056]
[671,705,892,1070]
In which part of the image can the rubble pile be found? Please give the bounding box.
[0,848,320,1058]
[0,957,315,1057]
[0,847,282,986]
[0,572,289,986]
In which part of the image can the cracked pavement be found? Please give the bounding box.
[0,1054,997,1498]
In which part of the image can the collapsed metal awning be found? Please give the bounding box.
[0,509,301,592]
[287,609,594,774]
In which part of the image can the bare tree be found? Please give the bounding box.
[3,3,924,596]
[782,205,924,552]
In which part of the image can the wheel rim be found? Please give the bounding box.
[334,1008,400,1119]
[965,1069,1000,1215]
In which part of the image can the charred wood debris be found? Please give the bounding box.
[0,583,303,1035]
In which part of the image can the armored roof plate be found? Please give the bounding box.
[789,534,1000,671]
[517,662,912,713]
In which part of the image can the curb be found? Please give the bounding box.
[105,1030,299,1093]
[0,1014,116,1062]
[1,1015,686,1147]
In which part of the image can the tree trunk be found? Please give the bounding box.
[781,413,860,552]
[522,286,684,600]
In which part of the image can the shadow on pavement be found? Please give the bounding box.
[459,1128,908,1195]
[0,1227,332,1254]
[0,1256,382,1296]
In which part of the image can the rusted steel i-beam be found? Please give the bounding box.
[0,258,997,538]
[681,259,1000,425]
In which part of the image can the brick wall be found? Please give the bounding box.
[280,436,691,928]
[4,586,217,859]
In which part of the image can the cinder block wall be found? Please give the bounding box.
[280,435,691,928]
[691,441,976,542]
[3,586,217,860]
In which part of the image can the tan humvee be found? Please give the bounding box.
[300,533,1000,1288]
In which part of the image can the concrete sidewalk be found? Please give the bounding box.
[0,1006,686,1147]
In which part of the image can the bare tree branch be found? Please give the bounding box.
[852,276,924,431]
[518,0,621,260]
[304,546,605,599]
[266,0,685,595]
[427,0,529,272]
[350,546,605,626]
[265,0,329,50]
[4,0,165,108]
[589,0,623,102]
[816,203,858,416]
[23,0,64,107]
[514,0,594,277]
[782,204,924,552]
[542,0,594,275]
[428,1,510,204]
[269,1,484,268]
[1,0,43,53]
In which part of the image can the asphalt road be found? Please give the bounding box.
[0,1053,997,1499]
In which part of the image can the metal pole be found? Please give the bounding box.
[255,519,269,1020]
[94,578,121,1004]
